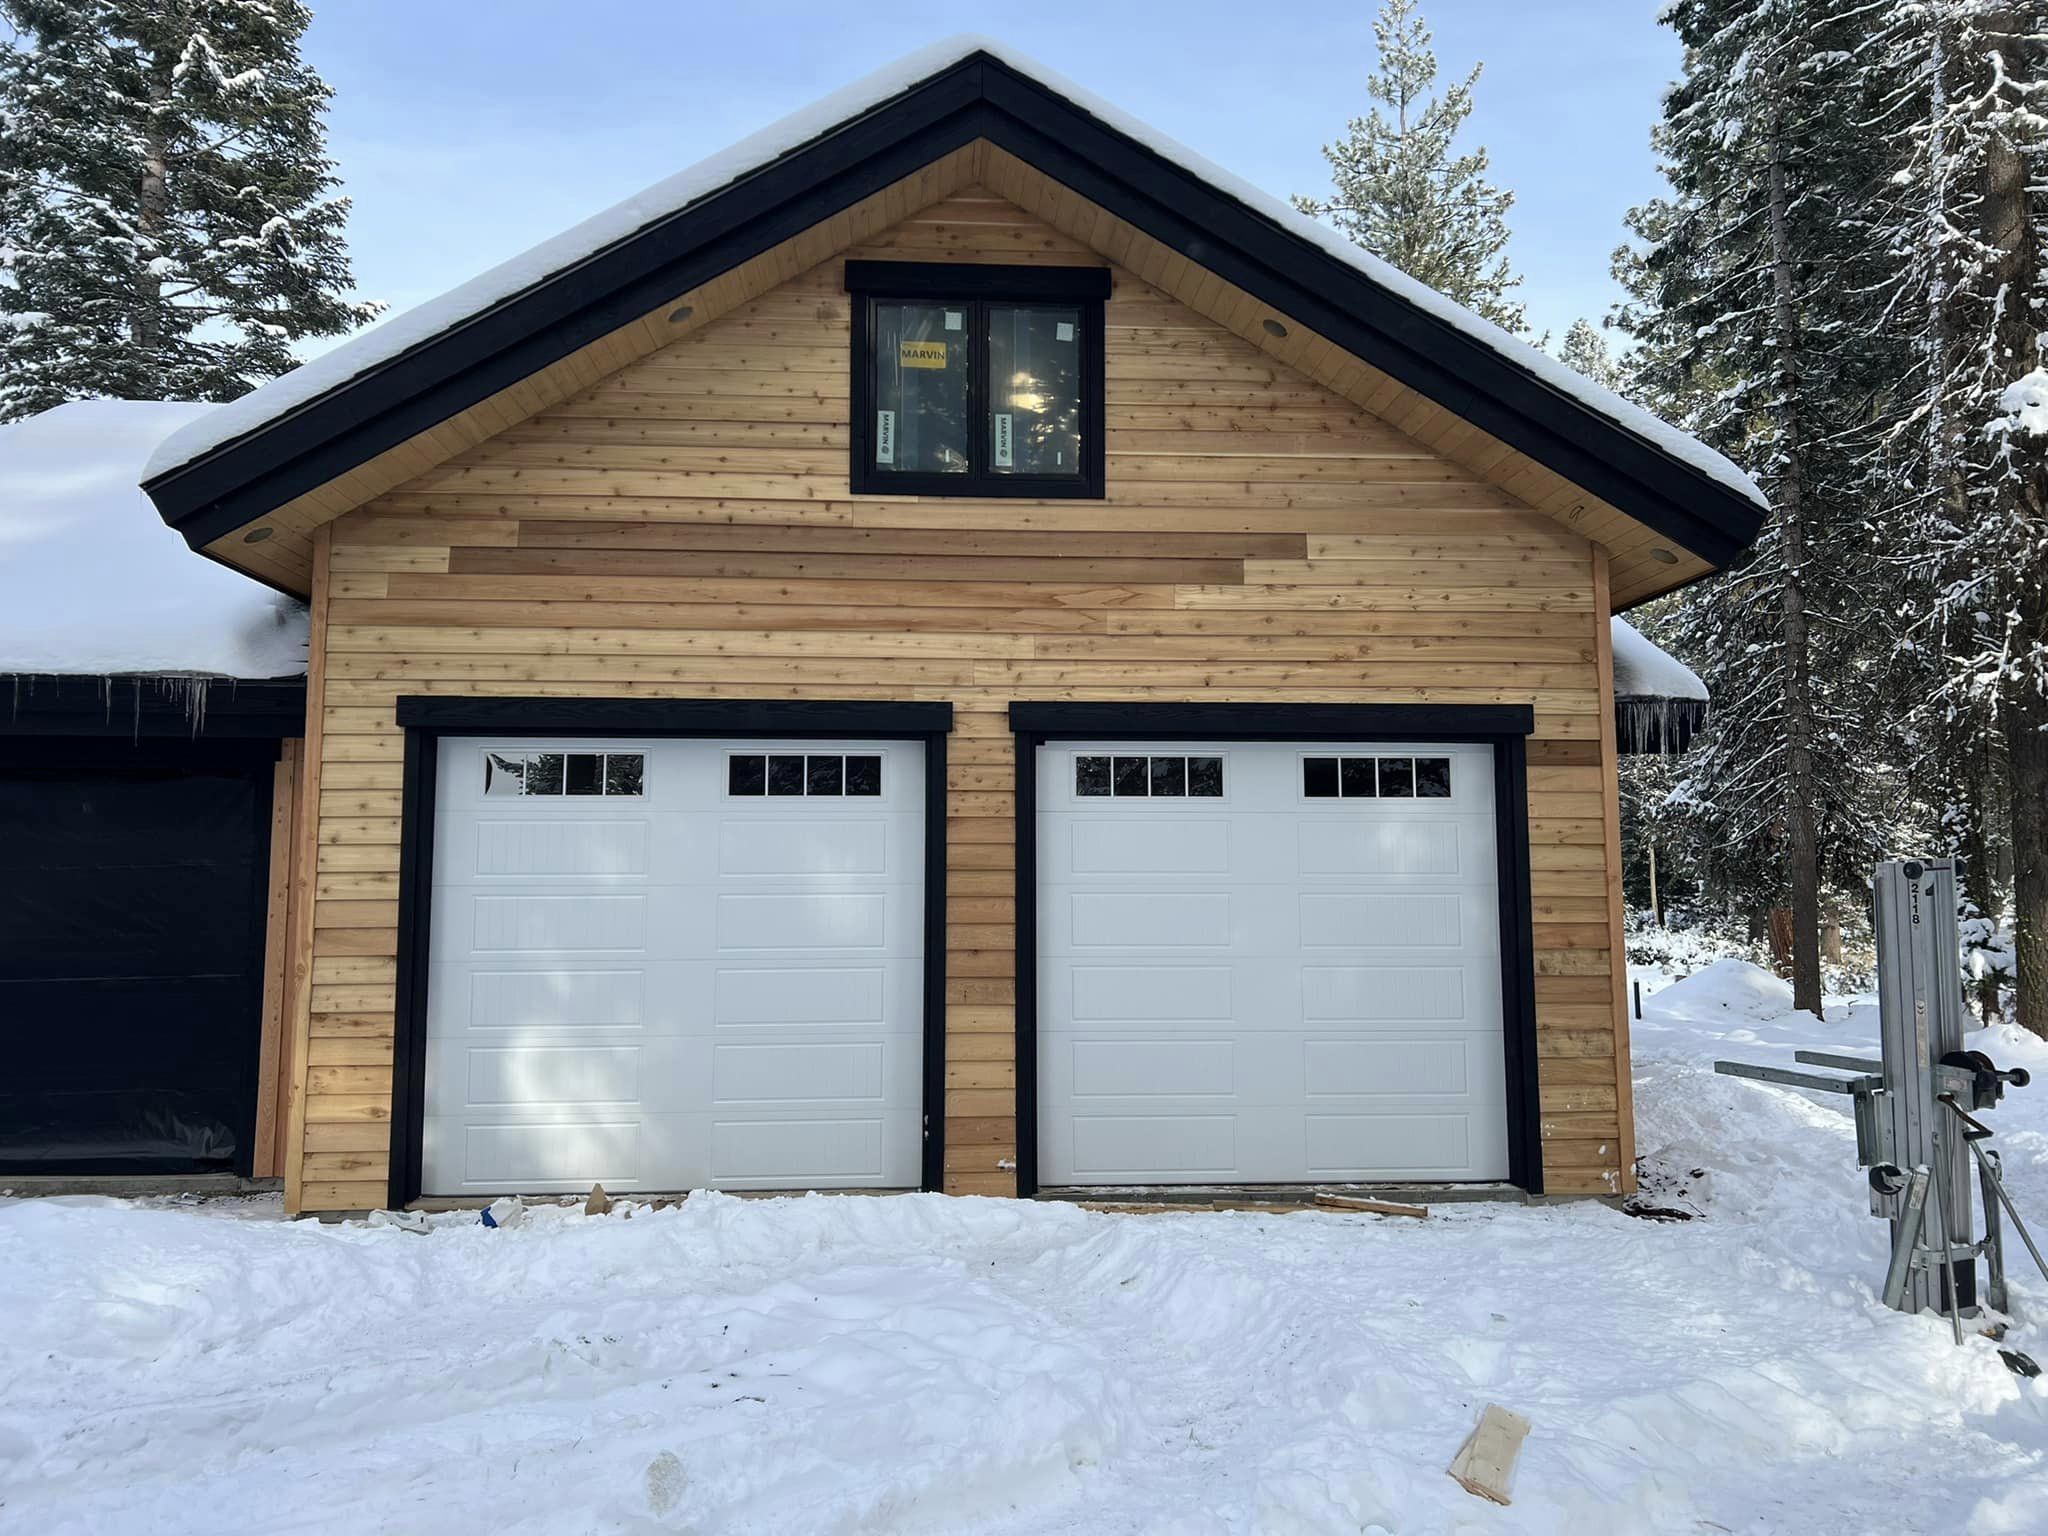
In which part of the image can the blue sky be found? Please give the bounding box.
[305,1,1679,355]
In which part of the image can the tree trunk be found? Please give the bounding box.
[1979,7,2048,1038]
[132,61,172,391]
[1768,116,1825,1018]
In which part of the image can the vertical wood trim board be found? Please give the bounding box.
[282,532,332,1212]
[252,738,300,1180]
[1592,548,1637,1194]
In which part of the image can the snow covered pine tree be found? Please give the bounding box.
[0,0,379,419]
[1293,0,1530,333]
[1616,0,1909,1015]
[1880,2,2048,1036]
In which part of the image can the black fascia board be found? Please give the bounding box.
[144,49,1763,570]
[0,674,307,738]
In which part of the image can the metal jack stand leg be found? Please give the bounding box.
[1967,1134,2048,1289]
[1927,1138,1964,1348]
[1980,1148,2009,1316]
[1881,1167,1932,1312]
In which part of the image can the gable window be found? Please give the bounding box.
[846,261,1108,498]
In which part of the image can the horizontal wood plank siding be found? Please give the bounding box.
[287,188,1631,1211]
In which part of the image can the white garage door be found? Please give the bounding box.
[423,738,924,1195]
[1037,740,1507,1186]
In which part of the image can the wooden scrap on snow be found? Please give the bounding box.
[1312,1192,1429,1219]
[1448,1403,1530,1506]
[585,1183,612,1216]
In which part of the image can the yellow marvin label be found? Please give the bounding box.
[898,340,949,369]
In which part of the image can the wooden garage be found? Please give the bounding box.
[137,41,1764,1213]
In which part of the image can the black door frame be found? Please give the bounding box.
[1008,701,1542,1197]
[388,697,953,1209]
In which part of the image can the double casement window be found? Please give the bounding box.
[846,261,1108,498]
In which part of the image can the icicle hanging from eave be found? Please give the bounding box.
[6,672,220,740]
[1615,695,1711,755]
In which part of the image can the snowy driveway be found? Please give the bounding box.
[5,966,2048,1534]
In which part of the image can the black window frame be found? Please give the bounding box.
[846,261,1108,499]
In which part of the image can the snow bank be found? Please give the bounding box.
[142,37,1765,517]
[1611,616,1707,700]
[0,401,306,678]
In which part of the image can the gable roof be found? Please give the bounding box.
[140,36,1767,588]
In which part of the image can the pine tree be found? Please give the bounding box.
[1876,1,2048,1033]
[1294,0,1529,331]
[0,0,379,419]
[1614,0,1912,1014]
[1557,318,1622,391]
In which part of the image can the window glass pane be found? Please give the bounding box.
[1188,756,1223,797]
[1340,757,1378,798]
[1112,756,1150,796]
[604,754,645,796]
[728,755,765,796]
[1303,757,1339,798]
[1149,756,1186,796]
[988,304,1083,477]
[806,755,844,796]
[1378,757,1415,797]
[1075,755,1111,797]
[768,754,806,796]
[845,755,882,796]
[526,753,564,795]
[873,301,969,475]
[565,752,603,796]
[484,752,525,796]
[1415,757,1452,798]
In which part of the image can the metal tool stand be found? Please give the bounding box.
[1714,860,2043,1342]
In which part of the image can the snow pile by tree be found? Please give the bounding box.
[0,400,306,677]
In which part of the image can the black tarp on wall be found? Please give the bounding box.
[0,738,274,1174]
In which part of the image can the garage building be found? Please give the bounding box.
[132,41,1764,1212]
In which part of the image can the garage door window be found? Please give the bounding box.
[1302,755,1452,799]
[1075,753,1222,798]
[485,750,644,797]
[727,753,882,798]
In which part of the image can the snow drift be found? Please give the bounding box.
[0,400,307,679]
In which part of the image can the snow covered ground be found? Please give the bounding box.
[5,963,2047,1535]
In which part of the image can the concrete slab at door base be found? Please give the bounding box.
[1038,1182,1534,1209]
[0,1174,282,1199]
[404,1187,923,1214]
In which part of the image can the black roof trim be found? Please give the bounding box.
[1009,701,1535,739]
[0,675,307,738]
[144,51,1764,570]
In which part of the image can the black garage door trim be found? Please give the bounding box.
[387,697,954,1210]
[1008,701,1542,1197]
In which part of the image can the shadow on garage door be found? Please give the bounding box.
[0,738,275,1175]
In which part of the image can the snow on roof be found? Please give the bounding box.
[1612,617,1707,701]
[141,37,1766,515]
[0,401,307,678]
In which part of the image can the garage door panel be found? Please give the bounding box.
[424,737,923,1195]
[1039,739,1508,1186]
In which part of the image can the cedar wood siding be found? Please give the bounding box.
[288,189,1630,1212]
